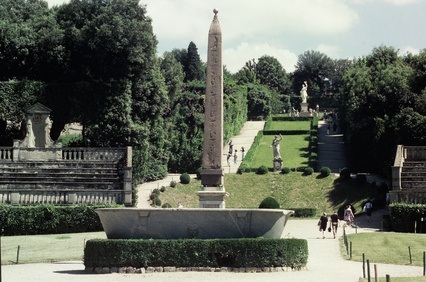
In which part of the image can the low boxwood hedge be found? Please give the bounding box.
[0,203,120,235]
[390,203,426,233]
[84,238,308,269]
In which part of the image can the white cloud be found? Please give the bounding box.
[398,45,420,56]
[223,42,298,73]
[382,0,420,5]
[315,44,341,58]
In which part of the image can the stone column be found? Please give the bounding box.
[198,9,226,208]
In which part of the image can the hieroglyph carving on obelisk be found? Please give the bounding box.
[201,9,224,187]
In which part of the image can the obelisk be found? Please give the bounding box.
[197,9,227,208]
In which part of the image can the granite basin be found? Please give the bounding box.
[96,208,294,239]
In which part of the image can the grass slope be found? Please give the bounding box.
[159,172,378,216]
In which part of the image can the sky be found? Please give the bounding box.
[46,0,426,73]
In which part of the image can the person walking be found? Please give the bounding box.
[240,146,245,161]
[318,212,328,239]
[330,211,339,239]
[344,205,355,226]
[364,200,373,222]
[233,149,238,164]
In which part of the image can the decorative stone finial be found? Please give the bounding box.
[213,8,218,15]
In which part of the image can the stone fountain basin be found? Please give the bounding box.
[96,208,294,239]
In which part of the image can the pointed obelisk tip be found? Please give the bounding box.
[213,8,218,15]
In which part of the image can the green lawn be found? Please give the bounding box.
[1,232,106,264]
[159,172,378,216]
[341,232,426,267]
[248,134,310,168]
[268,121,311,131]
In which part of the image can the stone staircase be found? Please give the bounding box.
[0,161,122,190]
[401,161,426,189]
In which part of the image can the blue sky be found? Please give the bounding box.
[47,0,426,73]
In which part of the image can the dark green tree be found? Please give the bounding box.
[184,41,205,82]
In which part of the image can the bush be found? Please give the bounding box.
[170,180,177,188]
[196,167,202,179]
[0,204,119,235]
[303,167,314,176]
[160,186,166,192]
[390,203,426,233]
[256,165,268,175]
[180,173,191,184]
[84,238,308,269]
[339,167,351,180]
[281,167,290,174]
[152,188,161,195]
[320,167,331,177]
[161,203,172,208]
[153,197,162,207]
[259,196,280,209]
[237,163,250,174]
[355,174,367,184]
[289,208,317,218]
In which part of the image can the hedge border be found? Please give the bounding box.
[84,238,308,269]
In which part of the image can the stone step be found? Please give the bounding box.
[403,161,426,167]
[0,182,118,190]
[401,181,426,189]
[0,167,118,174]
[0,161,118,169]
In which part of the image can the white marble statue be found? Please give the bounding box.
[300,81,308,103]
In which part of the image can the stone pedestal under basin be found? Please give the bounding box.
[96,208,294,239]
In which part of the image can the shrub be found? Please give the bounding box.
[170,180,177,188]
[0,204,118,235]
[149,193,156,201]
[152,188,160,195]
[84,238,308,269]
[180,173,191,184]
[237,163,250,174]
[320,167,331,177]
[256,165,268,175]
[339,167,351,180]
[154,198,162,207]
[160,186,166,192]
[355,174,367,184]
[259,196,280,209]
[196,167,202,179]
[281,167,290,174]
[162,203,172,208]
[303,167,314,176]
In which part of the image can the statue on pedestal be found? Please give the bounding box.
[272,134,283,160]
[300,81,308,103]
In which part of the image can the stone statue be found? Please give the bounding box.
[272,134,283,160]
[300,81,308,103]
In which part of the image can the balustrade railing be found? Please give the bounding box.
[0,189,124,205]
[0,147,13,160]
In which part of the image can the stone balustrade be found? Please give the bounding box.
[0,189,124,205]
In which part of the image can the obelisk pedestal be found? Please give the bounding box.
[197,9,227,208]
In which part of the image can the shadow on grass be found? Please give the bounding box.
[327,178,378,212]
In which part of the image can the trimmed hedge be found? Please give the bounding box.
[288,208,317,218]
[84,238,308,269]
[389,203,426,233]
[0,204,120,235]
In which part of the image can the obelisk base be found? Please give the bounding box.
[301,102,308,112]
[197,186,226,208]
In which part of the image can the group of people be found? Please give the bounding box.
[318,211,341,239]
[226,140,245,166]
[318,202,375,239]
